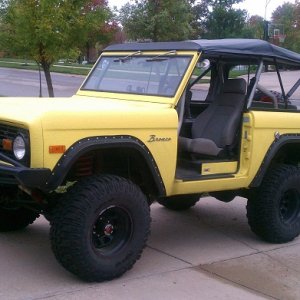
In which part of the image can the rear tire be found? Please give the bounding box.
[157,195,200,211]
[50,175,151,282]
[247,165,300,243]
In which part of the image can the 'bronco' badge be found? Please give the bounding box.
[147,135,171,143]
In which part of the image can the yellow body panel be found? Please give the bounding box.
[241,110,300,186]
[1,48,300,197]
[0,96,179,194]
[1,89,300,196]
[0,99,44,168]
[172,110,300,196]
[201,161,238,175]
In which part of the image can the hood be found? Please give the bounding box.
[0,96,176,130]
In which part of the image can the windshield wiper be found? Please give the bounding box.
[146,50,177,62]
[113,51,142,63]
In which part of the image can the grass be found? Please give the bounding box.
[193,68,252,78]
[0,57,255,80]
[230,69,253,78]
[0,57,93,76]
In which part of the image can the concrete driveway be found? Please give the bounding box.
[1,198,299,300]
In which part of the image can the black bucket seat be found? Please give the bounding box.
[179,78,247,157]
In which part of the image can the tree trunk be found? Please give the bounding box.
[41,61,54,97]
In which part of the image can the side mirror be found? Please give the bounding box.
[197,59,210,70]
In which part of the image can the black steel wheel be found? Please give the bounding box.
[247,165,300,243]
[50,175,150,282]
[0,188,39,231]
[157,195,200,211]
[279,189,300,224]
[92,206,132,255]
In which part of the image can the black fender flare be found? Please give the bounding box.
[250,134,300,187]
[43,135,166,195]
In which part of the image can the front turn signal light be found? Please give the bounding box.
[2,139,13,151]
[49,145,66,154]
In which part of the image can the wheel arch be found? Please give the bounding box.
[250,134,300,187]
[43,135,166,197]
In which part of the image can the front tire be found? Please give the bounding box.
[50,175,151,282]
[247,165,300,243]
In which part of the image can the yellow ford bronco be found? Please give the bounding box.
[1,39,300,281]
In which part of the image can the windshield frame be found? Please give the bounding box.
[77,51,200,105]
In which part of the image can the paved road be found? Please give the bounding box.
[0,67,84,97]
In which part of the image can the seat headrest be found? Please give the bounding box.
[223,78,247,95]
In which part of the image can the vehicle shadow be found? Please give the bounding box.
[0,196,298,298]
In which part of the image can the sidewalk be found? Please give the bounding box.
[0,198,299,299]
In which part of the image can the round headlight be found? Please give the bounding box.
[13,135,26,160]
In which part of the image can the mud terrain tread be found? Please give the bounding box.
[247,165,300,243]
[0,207,39,232]
[50,175,150,282]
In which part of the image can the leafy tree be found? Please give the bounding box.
[188,0,210,38]
[248,15,264,39]
[245,20,264,40]
[191,0,247,38]
[205,6,247,38]
[0,0,112,97]
[81,0,117,62]
[119,0,194,42]
[271,2,300,52]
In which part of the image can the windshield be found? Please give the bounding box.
[81,55,192,97]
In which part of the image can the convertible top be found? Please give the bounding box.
[104,39,300,65]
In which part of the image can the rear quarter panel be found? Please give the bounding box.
[242,110,300,185]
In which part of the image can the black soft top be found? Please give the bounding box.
[104,39,300,65]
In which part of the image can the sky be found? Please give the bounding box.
[108,0,295,20]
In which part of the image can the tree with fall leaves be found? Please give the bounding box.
[0,0,115,97]
[271,2,300,52]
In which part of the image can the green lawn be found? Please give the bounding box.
[0,58,93,76]
[0,57,257,78]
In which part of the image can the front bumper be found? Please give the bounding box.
[0,152,51,189]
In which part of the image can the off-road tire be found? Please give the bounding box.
[157,195,200,211]
[254,90,284,103]
[247,165,300,243]
[0,188,39,231]
[50,175,151,282]
[0,207,39,231]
